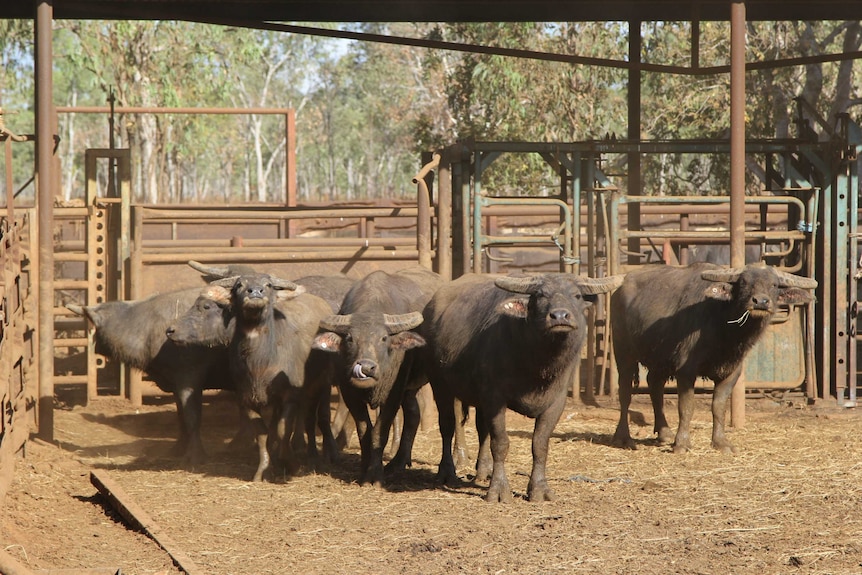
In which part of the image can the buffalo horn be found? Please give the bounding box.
[66,303,85,316]
[383,312,424,334]
[575,274,626,294]
[211,276,240,287]
[188,260,231,277]
[319,314,353,334]
[700,268,744,283]
[774,270,818,289]
[494,276,542,294]
[271,276,300,291]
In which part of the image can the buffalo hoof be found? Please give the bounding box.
[474,460,493,484]
[657,427,675,445]
[611,433,637,450]
[528,481,555,502]
[712,438,737,454]
[484,479,513,503]
[672,443,691,454]
[435,467,460,488]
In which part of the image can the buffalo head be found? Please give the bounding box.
[701,265,817,325]
[494,273,625,334]
[313,311,425,390]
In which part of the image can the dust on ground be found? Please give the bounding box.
[2,389,861,575]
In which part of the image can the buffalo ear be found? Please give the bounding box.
[704,282,733,301]
[777,287,814,307]
[391,331,426,351]
[202,285,232,307]
[312,332,342,353]
[497,297,528,319]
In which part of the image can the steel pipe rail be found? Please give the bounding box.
[139,248,426,264]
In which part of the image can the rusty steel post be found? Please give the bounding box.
[36,0,55,442]
[627,20,642,265]
[437,148,453,280]
[414,152,438,270]
[730,1,747,428]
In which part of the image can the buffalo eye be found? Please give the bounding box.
[344,333,353,343]
[381,335,388,343]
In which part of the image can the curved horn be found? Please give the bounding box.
[700,268,744,283]
[66,303,85,316]
[774,270,818,289]
[188,260,231,278]
[575,274,626,294]
[271,276,300,291]
[383,312,424,334]
[211,276,240,288]
[319,314,353,334]
[494,275,542,294]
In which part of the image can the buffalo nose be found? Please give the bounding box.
[549,309,571,322]
[352,360,378,380]
[751,295,771,309]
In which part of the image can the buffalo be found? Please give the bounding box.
[67,288,231,464]
[610,262,817,454]
[424,272,624,502]
[312,267,444,487]
[166,273,337,481]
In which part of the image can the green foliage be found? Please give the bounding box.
[2,19,861,205]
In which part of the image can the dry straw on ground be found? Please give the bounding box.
[2,391,861,575]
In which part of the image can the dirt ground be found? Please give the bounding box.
[2,388,862,575]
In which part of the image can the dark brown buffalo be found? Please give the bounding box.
[312,267,444,487]
[611,263,817,454]
[67,288,230,465]
[424,272,623,502]
[166,273,336,481]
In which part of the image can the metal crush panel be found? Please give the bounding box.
[0,222,35,508]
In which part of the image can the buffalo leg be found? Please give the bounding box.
[249,409,271,482]
[484,403,513,503]
[647,372,674,445]
[673,377,696,453]
[474,406,492,483]
[387,407,403,458]
[175,386,206,464]
[315,387,339,463]
[452,398,470,469]
[527,391,566,502]
[611,359,638,449]
[710,367,741,453]
[385,389,420,473]
[433,384,458,487]
[340,384,373,480]
[364,388,404,487]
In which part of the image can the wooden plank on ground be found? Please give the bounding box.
[89,470,202,575]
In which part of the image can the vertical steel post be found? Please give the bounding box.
[627,21,642,265]
[437,148,453,281]
[730,2,747,427]
[36,0,55,442]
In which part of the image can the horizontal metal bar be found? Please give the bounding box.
[141,237,416,249]
[54,337,88,347]
[54,375,89,384]
[138,206,418,220]
[54,252,89,262]
[620,230,807,240]
[140,249,425,264]
[54,279,89,290]
[57,105,292,115]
